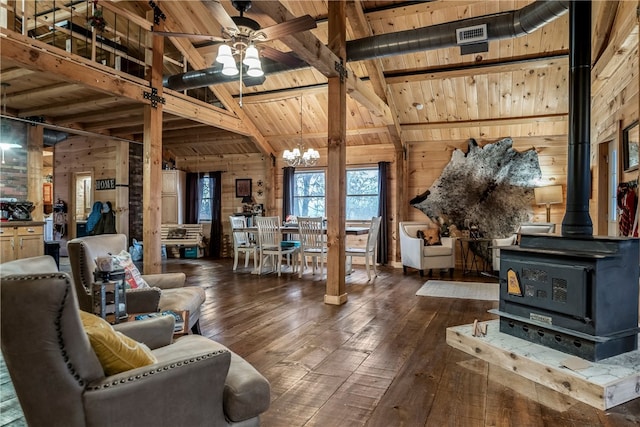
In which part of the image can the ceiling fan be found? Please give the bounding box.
[153,0,316,68]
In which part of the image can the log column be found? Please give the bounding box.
[325,1,348,305]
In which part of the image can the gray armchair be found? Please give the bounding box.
[0,255,271,427]
[67,234,205,334]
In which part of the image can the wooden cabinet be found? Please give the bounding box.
[0,222,45,262]
[161,170,186,224]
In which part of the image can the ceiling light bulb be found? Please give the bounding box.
[413,102,424,110]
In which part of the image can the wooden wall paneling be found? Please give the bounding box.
[115,140,129,238]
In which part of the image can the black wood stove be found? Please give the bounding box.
[495,235,639,361]
[492,1,640,362]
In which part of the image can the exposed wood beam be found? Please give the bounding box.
[18,96,132,118]
[401,113,568,131]
[252,1,393,122]
[0,67,36,82]
[364,0,484,21]
[7,82,82,104]
[267,126,390,141]
[592,1,619,65]
[385,52,569,84]
[160,9,276,157]
[0,30,247,134]
[54,105,143,126]
[346,0,402,151]
[591,3,639,90]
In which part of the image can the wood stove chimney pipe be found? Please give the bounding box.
[561,0,593,236]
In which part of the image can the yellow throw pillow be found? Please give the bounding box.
[80,311,157,376]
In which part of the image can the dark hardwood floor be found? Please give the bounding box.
[161,258,639,427]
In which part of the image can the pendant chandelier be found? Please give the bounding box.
[283,95,319,167]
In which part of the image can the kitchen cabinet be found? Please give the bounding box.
[0,222,45,262]
[161,170,186,224]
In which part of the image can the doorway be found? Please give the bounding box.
[73,171,93,238]
[597,140,618,236]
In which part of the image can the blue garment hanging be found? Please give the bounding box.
[86,201,103,233]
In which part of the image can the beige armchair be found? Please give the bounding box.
[67,234,205,334]
[0,255,270,427]
[399,222,456,277]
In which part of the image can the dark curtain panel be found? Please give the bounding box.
[208,172,223,258]
[377,162,389,264]
[282,166,295,219]
[185,172,201,224]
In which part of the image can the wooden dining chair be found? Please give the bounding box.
[255,216,299,276]
[229,216,259,271]
[346,216,382,280]
[297,216,326,278]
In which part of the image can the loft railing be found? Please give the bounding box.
[0,0,173,78]
[1,1,222,106]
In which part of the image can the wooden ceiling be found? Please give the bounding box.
[0,1,618,161]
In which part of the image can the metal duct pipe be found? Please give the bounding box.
[164,0,569,91]
[561,1,593,236]
[347,1,568,61]
[43,129,68,146]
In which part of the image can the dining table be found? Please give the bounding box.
[238,225,370,235]
[236,224,370,275]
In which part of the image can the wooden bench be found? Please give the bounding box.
[160,224,205,249]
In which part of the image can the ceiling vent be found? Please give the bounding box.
[456,24,488,45]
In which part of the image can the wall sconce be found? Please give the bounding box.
[534,185,563,222]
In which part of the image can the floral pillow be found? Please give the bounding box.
[112,250,149,289]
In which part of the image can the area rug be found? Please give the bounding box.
[416,280,499,301]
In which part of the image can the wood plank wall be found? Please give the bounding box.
[54,136,129,240]
[590,1,639,236]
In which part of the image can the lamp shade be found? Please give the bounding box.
[242,44,261,67]
[246,62,264,77]
[221,61,239,76]
[534,185,563,205]
[216,44,234,64]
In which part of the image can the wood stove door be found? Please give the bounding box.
[501,260,591,319]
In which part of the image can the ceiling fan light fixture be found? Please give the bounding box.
[221,61,239,76]
[246,61,264,77]
[243,44,260,67]
[216,44,234,64]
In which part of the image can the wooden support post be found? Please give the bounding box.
[27,125,43,221]
[142,17,164,274]
[325,1,348,305]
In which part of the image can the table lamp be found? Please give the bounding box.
[534,185,563,222]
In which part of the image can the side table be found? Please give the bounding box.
[92,269,127,324]
[458,238,492,275]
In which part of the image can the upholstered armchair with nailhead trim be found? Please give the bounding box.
[0,256,271,427]
[67,234,205,334]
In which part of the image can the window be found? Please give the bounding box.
[291,168,380,220]
[199,174,212,221]
[293,171,325,217]
[346,168,379,220]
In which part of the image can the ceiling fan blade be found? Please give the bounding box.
[257,15,317,41]
[260,46,306,69]
[152,30,228,43]
[204,0,239,33]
